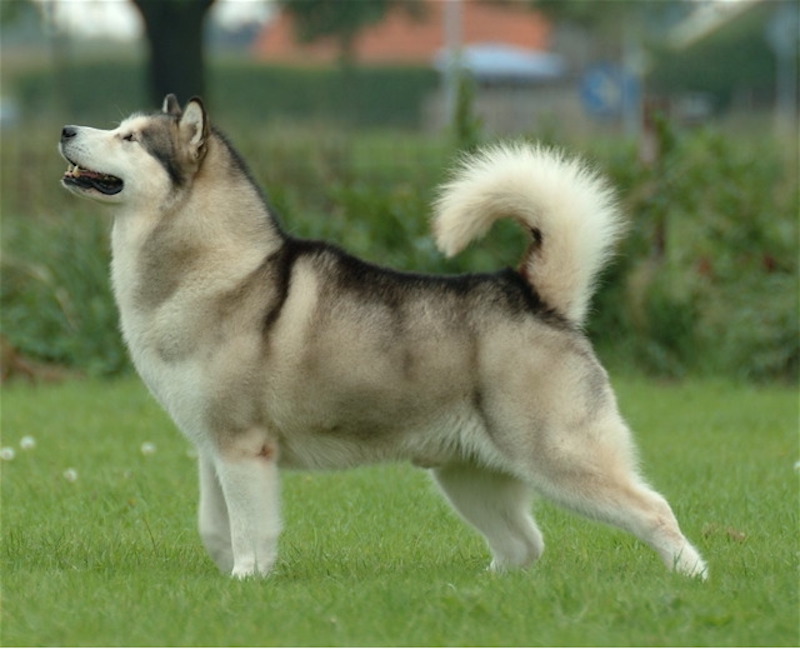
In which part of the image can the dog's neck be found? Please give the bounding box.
[110,133,285,316]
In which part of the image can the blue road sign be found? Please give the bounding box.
[581,62,640,119]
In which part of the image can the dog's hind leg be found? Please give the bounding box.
[527,419,707,579]
[433,464,544,571]
[212,430,282,578]
[198,453,233,574]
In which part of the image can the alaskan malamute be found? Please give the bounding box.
[59,95,707,579]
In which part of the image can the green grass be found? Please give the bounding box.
[1,377,798,646]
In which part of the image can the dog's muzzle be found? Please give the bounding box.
[60,126,124,196]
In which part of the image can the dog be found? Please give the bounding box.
[59,94,707,580]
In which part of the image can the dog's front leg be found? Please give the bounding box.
[212,434,281,578]
[198,453,233,574]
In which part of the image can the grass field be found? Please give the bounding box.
[1,376,798,646]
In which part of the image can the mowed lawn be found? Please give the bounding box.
[1,376,797,646]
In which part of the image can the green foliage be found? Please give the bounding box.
[12,60,148,124]
[0,0,31,26]
[648,3,779,111]
[9,59,439,129]
[588,123,798,382]
[0,212,126,376]
[453,73,484,153]
[1,377,798,645]
[210,62,439,129]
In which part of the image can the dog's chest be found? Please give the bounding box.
[111,259,213,445]
[121,308,212,444]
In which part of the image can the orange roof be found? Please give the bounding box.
[252,1,551,65]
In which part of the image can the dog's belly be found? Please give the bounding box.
[274,405,488,471]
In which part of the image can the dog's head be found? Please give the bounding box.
[59,94,209,207]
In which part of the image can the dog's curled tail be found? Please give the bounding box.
[433,144,625,327]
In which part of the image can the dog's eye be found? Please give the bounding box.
[122,133,137,142]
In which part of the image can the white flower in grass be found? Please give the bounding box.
[140,442,157,456]
[795,460,800,472]
[20,436,36,450]
[0,447,15,461]
[63,468,78,482]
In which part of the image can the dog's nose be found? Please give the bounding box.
[61,126,77,142]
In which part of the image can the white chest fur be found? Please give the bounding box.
[110,217,216,448]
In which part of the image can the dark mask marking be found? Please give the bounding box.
[140,117,186,187]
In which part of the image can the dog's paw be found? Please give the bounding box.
[487,556,535,574]
[230,554,276,579]
[673,546,708,580]
[680,557,709,581]
[231,565,272,579]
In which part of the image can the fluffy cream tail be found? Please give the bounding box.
[433,144,624,327]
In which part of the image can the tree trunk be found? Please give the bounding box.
[132,0,215,108]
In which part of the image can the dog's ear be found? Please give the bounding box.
[162,94,181,117]
[179,97,209,162]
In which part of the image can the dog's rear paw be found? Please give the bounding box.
[681,558,709,581]
[674,546,708,580]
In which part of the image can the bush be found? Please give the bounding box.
[592,124,798,381]
[1,212,127,376]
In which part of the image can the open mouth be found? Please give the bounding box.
[62,162,123,195]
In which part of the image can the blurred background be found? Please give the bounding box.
[1,0,797,383]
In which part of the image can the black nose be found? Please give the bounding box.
[61,126,77,142]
